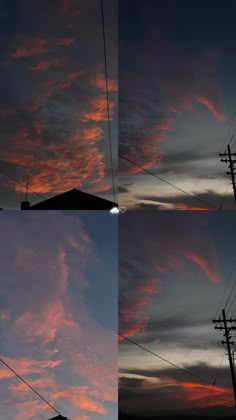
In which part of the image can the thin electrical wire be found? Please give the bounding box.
[100,0,116,204]
[224,265,236,313]
[0,168,45,200]
[119,154,219,210]
[204,351,226,413]
[214,261,236,319]
[229,126,236,147]
[221,111,236,152]
[226,289,236,318]
[0,358,62,416]
[119,334,212,385]
[219,179,232,210]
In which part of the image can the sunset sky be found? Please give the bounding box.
[119,211,236,415]
[0,0,117,209]
[0,211,117,419]
[119,0,236,210]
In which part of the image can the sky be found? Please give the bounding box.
[119,211,236,416]
[119,0,236,211]
[0,211,118,420]
[0,0,117,210]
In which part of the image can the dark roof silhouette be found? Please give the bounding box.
[48,416,69,420]
[21,188,117,210]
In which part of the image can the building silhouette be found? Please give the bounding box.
[21,188,117,210]
[48,416,70,420]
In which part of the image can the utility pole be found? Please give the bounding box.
[219,144,236,205]
[213,309,236,407]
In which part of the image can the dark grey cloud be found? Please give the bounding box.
[134,189,234,210]
[135,202,161,210]
[120,362,232,388]
[119,377,145,388]
[119,185,130,193]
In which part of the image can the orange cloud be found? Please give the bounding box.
[31,58,64,71]
[177,203,210,211]
[69,70,86,79]
[57,36,77,47]
[155,117,174,131]
[59,80,72,89]
[0,357,61,381]
[125,159,159,174]
[166,377,233,407]
[88,73,118,92]
[86,184,111,194]
[137,278,161,293]
[74,417,90,420]
[81,95,116,122]
[15,298,78,344]
[10,36,49,59]
[195,95,227,122]
[185,251,221,283]
[119,295,151,339]
[6,125,106,195]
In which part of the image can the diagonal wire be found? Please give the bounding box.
[204,351,226,414]
[224,263,236,313]
[100,0,116,203]
[0,168,45,200]
[229,126,236,147]
[219,179,232,210]
[119,154,219,210]
[119,334,212,385]
[0,358,62,416]
[214,261,236,319]
[227,290,236,318]
[221,111,236,152]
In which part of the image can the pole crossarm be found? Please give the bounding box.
[213,309,236,407]
[219,144,236,205]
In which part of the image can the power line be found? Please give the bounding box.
[100,0,116,203]
[0,358,62,416]
[204,351,226,413]
[119,334,212,385]
[227,291,236,318]
[221,110,236,152]
[214,261,236,319]
[229,126,236,147]
[119,154,219,210]
[224,264,236,314]
[219,179,231,210]
[0,168,45,200]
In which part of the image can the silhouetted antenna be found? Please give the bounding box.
[0,167,45,200]
[25,177,29,201]
[100,0,116,203]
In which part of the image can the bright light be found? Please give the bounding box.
[110,207,119,214]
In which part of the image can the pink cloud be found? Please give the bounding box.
[81,95,116,123]
[185,251,221,283]
[57,37,77,47]
[10,36,49,59]
[31,58,64,71]
[195,95,227,122]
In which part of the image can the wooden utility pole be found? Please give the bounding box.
[213,309,236,407]
[219,144,236,205]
